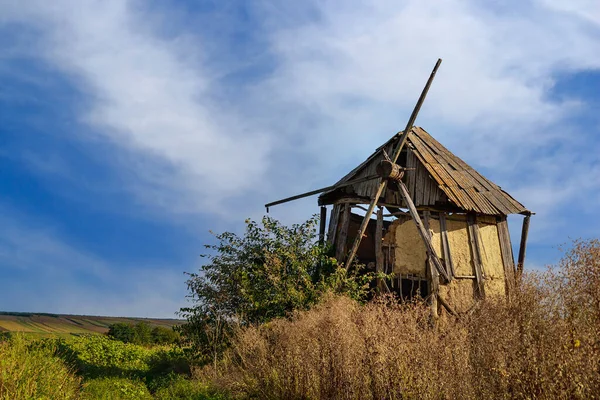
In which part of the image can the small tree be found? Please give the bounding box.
[178,215,376,364]
[107,323,135,343]
[133,322,152,345]
[151,326,180,345]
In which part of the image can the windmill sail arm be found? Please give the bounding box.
[265,174,379,211]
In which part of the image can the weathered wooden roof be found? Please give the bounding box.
[319,127,529,216]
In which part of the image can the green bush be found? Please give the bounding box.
[108,323,135,343]
[133,322,152,345]
[108,322,180,346]
[179,215,377,363]
[0,334,80,399]
[58,335,152,379]
[151,326,180,345]
[153,374,226,400]
[80,377,151,400]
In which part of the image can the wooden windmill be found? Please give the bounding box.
[266,59,532,316]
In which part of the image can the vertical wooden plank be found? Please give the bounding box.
[327,204,341,246]
[517,214,531,279]
[407,148,417,206]
[439,212,455,280]
[497,216,515,299]
[467,213,486,299]
[424,211,439,320]
[416,164,425,206]
[319,206,327,247]
[336,204,351,263]
[423,177,431,206]
[375,207,385,292]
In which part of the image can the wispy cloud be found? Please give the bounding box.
[1,0,272,218]
[0,204,188,317]
[3,0,598,226]
[1,1,599,317]
[253,0,600,237]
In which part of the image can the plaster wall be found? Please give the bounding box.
[383,213,508,309]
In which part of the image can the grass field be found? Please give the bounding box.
[0,311,182,336]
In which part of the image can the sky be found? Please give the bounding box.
[0,0,599,318]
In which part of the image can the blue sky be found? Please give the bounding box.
[0,0,599,317]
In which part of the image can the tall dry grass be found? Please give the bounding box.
[200,239,600,399]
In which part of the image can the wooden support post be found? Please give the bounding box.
[319,206,327,247]
[398,181,450,282]
[424,211,439,320]
[336,205,351,263]
[497,216,516,299]
[439,212,455,280]
[467,213,486,299]
[517,214,531,279]
[327,204,341,246]
[375,207,385,292]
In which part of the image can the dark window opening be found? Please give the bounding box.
[386,277,429,301]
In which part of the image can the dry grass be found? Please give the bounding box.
[200,239,600,399]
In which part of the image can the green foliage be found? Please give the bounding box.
[0,332,226,400]
[0,334,81,400]
[133,322,153,345]
[153,374,227,400]
[151,326,180,345]
[178,215,377,363]
[80,377,152,400]
[59,335,152,378]
[108,322,180,346]
[108,322,136,343]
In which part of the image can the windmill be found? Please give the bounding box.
[266,59,447,278]
[265,59,532,316]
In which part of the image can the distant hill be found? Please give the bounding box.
[0,311,183,336]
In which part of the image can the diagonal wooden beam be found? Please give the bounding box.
[398,181,449,282]
[345,58,442,268]
[264,174,379,211]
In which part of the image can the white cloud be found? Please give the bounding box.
[0,0,272,218]
[1,1,600,246]
[251,0,600,237]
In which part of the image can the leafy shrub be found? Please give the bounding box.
[179,215,377,364]
[0,334,80,399]
[151,326,180,345]
[133,322,152,345]
[58,335,152,379]
[153,374,227,400]
[145,346,191,391]
[80,377,151,400]
[108,322,180,346]
[55,334,196,396]
[108,323,136,343]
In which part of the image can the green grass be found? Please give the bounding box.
[0,334,228,400]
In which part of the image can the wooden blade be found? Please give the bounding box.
[265,174,379,211]
[345,58,442,268]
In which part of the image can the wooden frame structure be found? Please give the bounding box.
[265,59,532,317]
